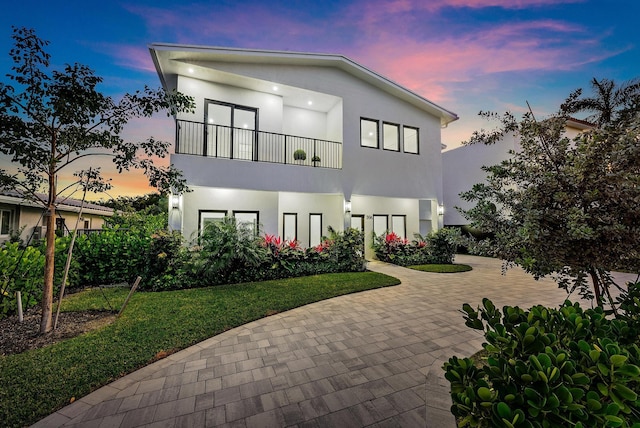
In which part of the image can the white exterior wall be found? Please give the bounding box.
[282,106,327,140]
[442,134,518,226]
[168,59,447,247]
[177,78,283,133]
[442,122,588,226]
[277,193,343,246]
[179,187,279,243]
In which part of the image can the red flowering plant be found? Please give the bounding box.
[372,229,460,266]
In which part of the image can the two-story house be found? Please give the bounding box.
[149,44,458,256]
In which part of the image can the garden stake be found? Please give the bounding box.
[118,276,142,317]
[16,291,23,323]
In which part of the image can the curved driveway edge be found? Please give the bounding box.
[34,255,631,428]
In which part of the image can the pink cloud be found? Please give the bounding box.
[103,43,156,72]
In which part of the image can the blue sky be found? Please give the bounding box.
[1,0,638,197]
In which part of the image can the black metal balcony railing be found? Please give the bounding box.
[176,119,342,169]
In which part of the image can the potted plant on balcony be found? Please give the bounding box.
[311,155,321,166]
[293,149,306,163]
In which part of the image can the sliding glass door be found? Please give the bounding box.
[205,100,257,160]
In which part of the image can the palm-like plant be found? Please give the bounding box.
[560,77,640,127]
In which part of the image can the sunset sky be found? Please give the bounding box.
[1,0,638,199]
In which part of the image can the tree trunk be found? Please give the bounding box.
[589,267,603,308]
[40,202,55,333]
[40,162,57,334]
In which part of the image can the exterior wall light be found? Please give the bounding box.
[437,204,445,216]
[170,194,180,210]
[344,200,352,213]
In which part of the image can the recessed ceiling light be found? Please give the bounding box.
[273,86,278,91]
[188,68,194,74]
[308,101,313,105]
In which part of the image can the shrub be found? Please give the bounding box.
[293,149,307,161]
[372,228,459,266]
[181,224,366,288]
[444,293,640,428]
[0,243,45,317]
[73,227,148,287]
[143,229,186,291]
[185,218,268,287]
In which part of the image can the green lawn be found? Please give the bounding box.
[409,263,473,273]
[0,271,400,428]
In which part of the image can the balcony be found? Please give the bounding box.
[175,120,342,169]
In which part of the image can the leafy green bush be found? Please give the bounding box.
[73,227,148,286]
[444,293,640,428]
[143,229,186,291]
[185,217,267,287]
[0,243,45,317]
[372,228,459,266]
[180,223,366,288]
[71,212,183,290]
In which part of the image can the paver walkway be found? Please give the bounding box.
[33,255,637,428]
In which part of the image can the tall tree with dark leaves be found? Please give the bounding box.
[0,27,194,333]
[461,98,640,313]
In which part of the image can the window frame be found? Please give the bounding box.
[373,214,389,237]
[199,210,228,234]
[382,122,400,152]
[403,125,420,154]
[0,210,11,236]
[283,212,298,242]
[391,214,407,239]
[233,210,260,236]
[360,118,379,149]
[309,213,323,247]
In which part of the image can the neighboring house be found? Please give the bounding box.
[0,190,114,244]
[149,45,458,256]
[442,118,593,228]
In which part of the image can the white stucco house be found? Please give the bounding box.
[442,118,593,228]
[149,44,458,256]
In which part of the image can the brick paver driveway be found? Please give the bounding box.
[34,255,636,428]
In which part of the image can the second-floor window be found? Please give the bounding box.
[360,118,379,148]
[383,122,399,151]
[403,126,419,154]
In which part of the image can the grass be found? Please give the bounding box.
[0,271,400,428]
[409,263,473,273]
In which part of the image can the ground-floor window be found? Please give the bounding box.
[373,214,388,237]
[309,213,322,247]
[55,217,66,237]
[283,213,297,241]
[391,215,406,239]
[233,211,259,235]
[350,214,364,232]
[0,210,10,235]
[199,210,227,233]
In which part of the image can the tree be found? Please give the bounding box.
[99,193,168,214]
[0,27,194,333]
[561,77,640,127]
[460,104,640,312]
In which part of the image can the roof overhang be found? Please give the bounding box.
[149,44,459,127]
